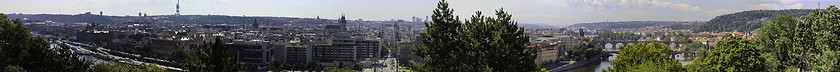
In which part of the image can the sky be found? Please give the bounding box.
[0,0,838,26]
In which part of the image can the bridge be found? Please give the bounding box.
[590,40,691,50]
[548,50,697,72]
[603,51,697,58]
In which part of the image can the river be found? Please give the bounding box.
[50,42,108,64]
[565,48,695,72]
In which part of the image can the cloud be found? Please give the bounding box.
[567,0,703,12]
[788,3,803,9]
[746,4,779,10]
[780,0,797,4]
[626,10,651,15]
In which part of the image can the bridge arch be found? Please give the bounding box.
[615,43,625,48]
[605,43,614,49]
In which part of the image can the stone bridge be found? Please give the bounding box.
[591,40,691,50]
[603,51,697,58]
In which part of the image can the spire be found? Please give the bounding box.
[340,14,347,30]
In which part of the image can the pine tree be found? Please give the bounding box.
[412,0,538,71]
[411,0,466,71]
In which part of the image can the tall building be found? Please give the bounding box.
[252,19,259,29]
[425,16,429,22]
[394,22,400,41]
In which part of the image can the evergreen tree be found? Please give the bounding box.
[462,9,538,71]
[412,0,537,71]
[411,0,466,71]
[184,38,244,72]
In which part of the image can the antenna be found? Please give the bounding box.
[176,0,181,15]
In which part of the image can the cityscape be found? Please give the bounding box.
[0,0,839,72]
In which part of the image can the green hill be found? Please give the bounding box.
[693,9,813,32]
[566,21,705,30]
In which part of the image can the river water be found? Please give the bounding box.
[50,43,107,64]
[565,48,695,72]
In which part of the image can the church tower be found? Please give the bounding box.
[340,14,347,30]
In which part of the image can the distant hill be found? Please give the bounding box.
[566,21,705,30]
[693,9,813,32]
[2,13,339,25]
[518,23,559,29]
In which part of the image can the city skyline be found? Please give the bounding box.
[0,0,837,26]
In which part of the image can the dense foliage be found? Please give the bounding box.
[606,41,683,72]
[755,14,800,71]
[567,43,603,60]
[0,13,165,71]
[694,9,812,32]
[596,32,641,41]
[699,37,766,72]
[183,38,244,72]
[91,61,166,72]
[793,6,840,71]
[411,0,539,71]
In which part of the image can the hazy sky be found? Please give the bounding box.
[0,0,837,26]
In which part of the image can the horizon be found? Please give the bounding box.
[1,0,838,26]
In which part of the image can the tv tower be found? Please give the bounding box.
[176,0,181,16]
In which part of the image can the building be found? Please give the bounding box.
[531,43,557,64]
[285,43,313,63]
[397,40,424,64]
[312,32,380,65]
[227,40,283,71]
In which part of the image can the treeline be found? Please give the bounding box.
[607,6,840,72]
[693,9,812,32]
[0,13,165,71]
[597,32,641,41]
[567,21,705,30]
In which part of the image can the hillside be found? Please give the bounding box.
[693,9,813,32]
[566,21,705,30]
[519,23,559,29]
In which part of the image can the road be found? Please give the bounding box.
[38,33,184,71]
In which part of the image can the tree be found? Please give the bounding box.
[184,38,244,72]
[0,13,93,72]
[755,14,799,71]
[410,0,466,71]
[796,6,840,71]
[606,41,683,72]
[92,61,166,72]
[461,8,538,72]
[700,37,765,72]
[412,0,538,71]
